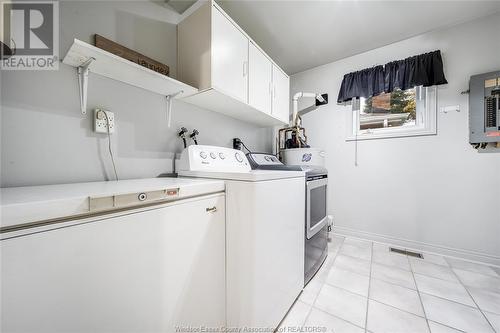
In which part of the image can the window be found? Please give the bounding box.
[347,86,437,140]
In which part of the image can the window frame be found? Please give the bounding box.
[346,86,437,141]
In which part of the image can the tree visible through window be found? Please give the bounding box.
[360,88,417,130]
[348,86,437,141]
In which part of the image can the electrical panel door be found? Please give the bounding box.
[469,71,500,144]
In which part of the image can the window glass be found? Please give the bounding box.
[310,185,326,228]
[360,88,416,130]
[347,86,437,141]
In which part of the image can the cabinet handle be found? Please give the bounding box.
[206,206,217,213]
[243,61,248,77]
[273,84,276,99]
[269,82,273,96]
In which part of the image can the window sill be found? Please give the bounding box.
[345,128,437,141]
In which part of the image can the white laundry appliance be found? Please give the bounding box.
[247,152,329,286]
[177,145,305,330]
[1,178,226,333]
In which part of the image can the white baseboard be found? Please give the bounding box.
[333,225,500,268]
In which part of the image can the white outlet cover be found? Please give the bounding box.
[94,109,115,134]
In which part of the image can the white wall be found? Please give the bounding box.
[291,14,500,263]
[0,1,272,187]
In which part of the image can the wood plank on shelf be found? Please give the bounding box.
[62,39,197,98]
[94,34,170,77]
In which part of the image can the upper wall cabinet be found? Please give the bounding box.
[178,0,290,127]
[272,65,290,123]
[249,42,272,116]
[212,8,249,103]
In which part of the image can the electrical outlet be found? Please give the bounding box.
[94,108,115,134]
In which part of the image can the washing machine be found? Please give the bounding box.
[177,145,305,330]
[246,152,329,285]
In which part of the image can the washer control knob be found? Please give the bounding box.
[235,153,243,163]
[138,193,147,201]
[199,151,207,159]
[219,152,225,160]
[210,152,217,159]
[264,156,271,162]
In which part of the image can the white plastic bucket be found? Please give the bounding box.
[281,148,326,167]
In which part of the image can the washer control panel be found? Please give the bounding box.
[177,145,250,172]
[247,153,282,166]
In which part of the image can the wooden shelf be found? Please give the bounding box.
[62,39,198,114]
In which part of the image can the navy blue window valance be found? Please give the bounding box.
[337,50,448,103]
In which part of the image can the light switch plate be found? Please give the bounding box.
[440,105,460,113]
[94,109,115,134]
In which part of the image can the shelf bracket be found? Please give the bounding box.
[77,57,95,115]
[165,90,183,128]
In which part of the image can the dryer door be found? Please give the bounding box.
[306,177,328,239]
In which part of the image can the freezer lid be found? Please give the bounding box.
[1,178,225,230]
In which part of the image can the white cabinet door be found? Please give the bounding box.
[248,42,272,115]
[272,65,290,124]
[212,7,249,103]
[1,194,226,333]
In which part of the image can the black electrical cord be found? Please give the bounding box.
[233,138,254,153]
[240,141,252,153]
[235,138,277,157]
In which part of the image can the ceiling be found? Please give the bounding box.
[217,1,500,74]
[165,0,197,14]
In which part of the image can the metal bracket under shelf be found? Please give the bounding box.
[74,55,184,122]
[166,90,184,128]
[77,57,95,115]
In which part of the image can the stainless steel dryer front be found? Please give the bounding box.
[304,167,329,285]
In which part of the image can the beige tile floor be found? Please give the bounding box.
[279,235,500,333]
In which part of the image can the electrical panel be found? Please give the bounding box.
[469,70,500,145]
